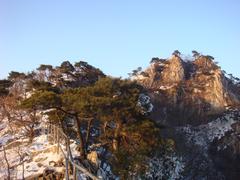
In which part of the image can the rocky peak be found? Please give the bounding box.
[161,55,185,84]
[135,55,185,89]
[193,55,217,70]
[133,52,240,125]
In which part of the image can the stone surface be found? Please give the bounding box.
[210,121,240,180]
[87,151,99,167]
[134,55,240,125]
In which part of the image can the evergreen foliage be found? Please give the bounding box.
[20,76,163,176]
[0,79,12,96]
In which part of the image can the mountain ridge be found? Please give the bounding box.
[1,51,240,179]
[132,52,240,125]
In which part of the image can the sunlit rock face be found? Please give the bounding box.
[161,55,185,84]
[135,55,185,89]
[133,54,240,125]
[191,56,239,110]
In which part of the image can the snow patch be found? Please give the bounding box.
[0,134,14,146]
[177,111,238,149]
[145,153,184,180]
[137,93,154,115]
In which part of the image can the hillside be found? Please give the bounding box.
[1,52,240,179]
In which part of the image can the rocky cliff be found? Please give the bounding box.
[133,53,240,125]
[132,52,240,179]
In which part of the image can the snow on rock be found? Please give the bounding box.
[0,134,14,146]
[0,119,10,137]
[68,140,79,158]
[0,120,7,131]
[0,132,65,179]
[137,93,154,115]
[0,119,18,147]
[145,153,185,180]
[28,134,49,151]
[177,110,238,149]
[17,146,64,179]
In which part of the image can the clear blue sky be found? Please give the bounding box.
[0,0,240,78]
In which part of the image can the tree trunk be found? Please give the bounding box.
[85,118,93,149]
[60,120,65,133]
[17,148,25,180]
[113,122,121,151]
[103,121,108,136]
[75,115,86,158]
[29,125,34,143]
[22,161,25,180]
[3,146,10,180]
[2,102,13,133]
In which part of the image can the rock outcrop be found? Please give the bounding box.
[136,55,185,89]
[133,54,240,125]
[210,119,240,180]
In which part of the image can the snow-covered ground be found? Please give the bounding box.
[0,114,106,180]
[2,136,64,179]
[0,117,66,179]
[0,119,14,146]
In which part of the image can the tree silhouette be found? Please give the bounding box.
[8,71,26,81]
[206,55,214,60]
[172,50,181,57]
[192,50,200,58]
[60,61,75,73]
[0,80,12,96]
[37,64,53,81]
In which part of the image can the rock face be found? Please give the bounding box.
[167,109,240,180]
[210,120,240,180]
[87,151,99,167]
[161,55,185,84]
[137,55,185,89]
[134,54,240,125]
[191,56,239,109]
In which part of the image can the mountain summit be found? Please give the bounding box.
[132,52,240,125]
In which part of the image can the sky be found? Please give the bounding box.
[0,0,240,78]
